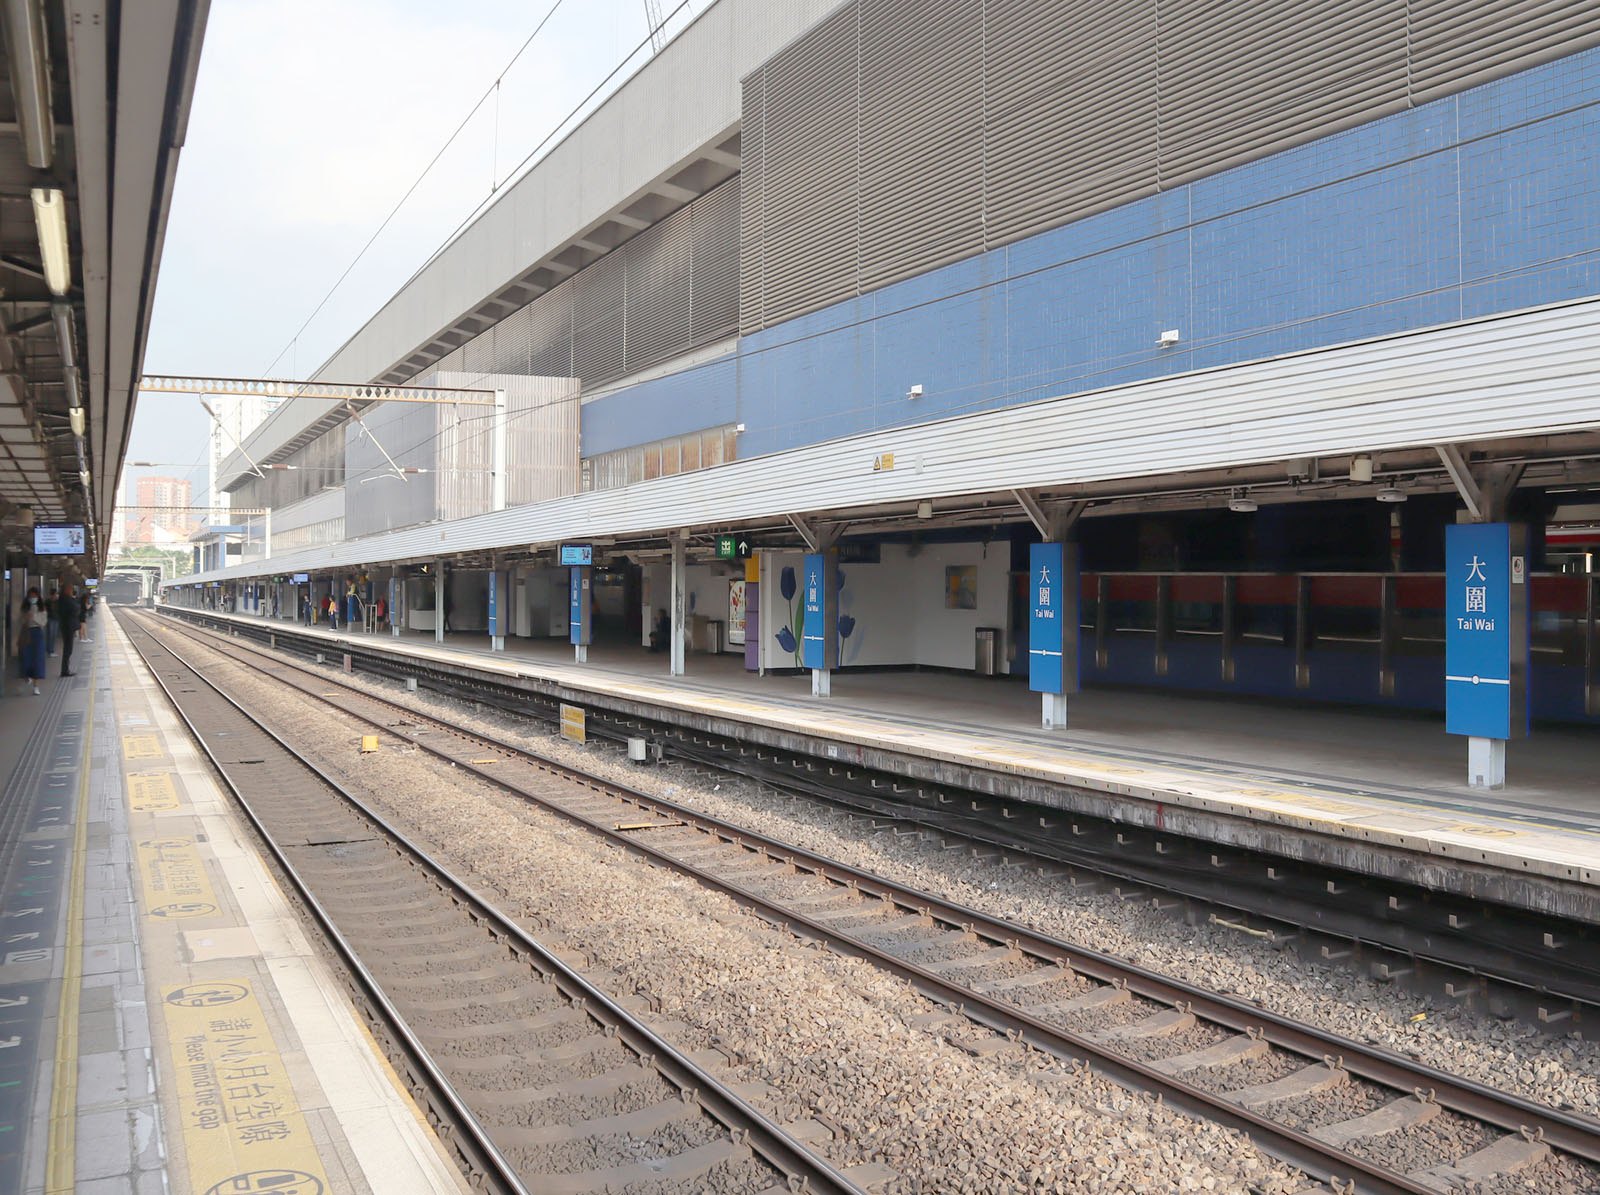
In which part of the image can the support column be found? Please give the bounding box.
[570,565,591,663]
[1444,522,1527,789]
[1467,736,1506,789]
[669,535,686,676]
[434,559,445,645]
[802,551,837,697]
[1027,542,1081,730]
[390,570,403,637]
[489,568,507,652]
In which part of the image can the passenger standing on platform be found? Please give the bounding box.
[56,583,81,678]
[18,588,47,695]
[442,589,453,634]
[375,595,387,632]
[44,586,58,657]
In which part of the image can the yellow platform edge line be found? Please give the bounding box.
[44,673,97,1194]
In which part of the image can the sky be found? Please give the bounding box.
[129,0,696,510]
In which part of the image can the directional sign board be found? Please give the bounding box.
[1028,542,1081,695]
[1444,523,1528,740]
[716,535,752,560]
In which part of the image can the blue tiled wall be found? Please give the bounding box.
[582,47,1600,459]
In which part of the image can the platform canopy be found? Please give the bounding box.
[0,0,209,571]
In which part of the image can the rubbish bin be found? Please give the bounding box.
[706,619,725,654]
[974,627,1000,676]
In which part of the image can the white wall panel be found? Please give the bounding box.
[178,298,1600,588]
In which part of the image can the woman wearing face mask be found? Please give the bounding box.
[18,587,47,695]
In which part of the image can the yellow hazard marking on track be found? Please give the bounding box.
[135,836,221,920]
[160,978,331,1195]
[127,771,182,813]
[122,733,165,760]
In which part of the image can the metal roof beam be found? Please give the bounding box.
[1435,443,1484,521]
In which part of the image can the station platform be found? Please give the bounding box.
[0,616,465,1195]
[166,607,1600,924]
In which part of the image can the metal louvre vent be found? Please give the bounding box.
[857,0,985,292]
[1157,0,1409,184]
[572,250,627,383]
[740,72,766,335]
[526,281,574,380]
[739,0,1600,333]
[1410,0,1600,101]
[756,3,862,329]
[407,179,739,390]
[983,0,1158,250]
[624,214,694,369]
[692,180,740,343]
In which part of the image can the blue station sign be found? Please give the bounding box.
[1028,542,1081,695]
[569,565,592,646]
[800,553,837,670]
[1444,523,1528,740]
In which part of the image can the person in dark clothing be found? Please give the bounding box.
[57,583,81,677]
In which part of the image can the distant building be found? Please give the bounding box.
[126,476,194,543]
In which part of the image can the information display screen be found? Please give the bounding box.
[559,544,592,566]
[34,525,86,555]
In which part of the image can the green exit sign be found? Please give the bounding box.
[716,535,751,559]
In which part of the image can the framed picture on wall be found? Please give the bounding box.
[945,565,977,610]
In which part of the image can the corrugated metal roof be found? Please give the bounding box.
[171,296,1600,586]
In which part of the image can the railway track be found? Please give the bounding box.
[157,606,1599,1031]
[132,609,1600,1195]
[119,613,867,1195]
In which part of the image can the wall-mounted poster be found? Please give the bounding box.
[728,578,747,645]
[945,565,976,610]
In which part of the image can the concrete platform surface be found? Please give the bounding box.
[0,617,467,1195]
[168,609,1600,911]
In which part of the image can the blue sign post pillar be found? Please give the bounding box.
[1028,542,1081,729]
[488,570,508,652]
[570,565,592,663]
[1444,523,1528,789]
[802,552,838,697]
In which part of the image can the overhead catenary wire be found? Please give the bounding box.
[259,0,571,381]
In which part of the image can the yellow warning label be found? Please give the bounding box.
[159,978,330,1195]
[135,836,220,920]
[127,772,182,813]
[122,734,165,760]
[560,703,586,744]
[1445,823,1521,838]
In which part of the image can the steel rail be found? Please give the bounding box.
[121,614,868,1195]
[158,606,1600,1020]
[141,612,1600,1193]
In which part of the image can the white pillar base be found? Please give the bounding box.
[1041,692,1069,730]
[574,644,588,663]
[492,635,505,652]
[811,669,831,697]
[1467,736,1506,789]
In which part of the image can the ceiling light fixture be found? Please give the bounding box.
[1227,490,1258,513]
[31,187,70,295]
[1376,486,1407,504]
[69,407,84,436]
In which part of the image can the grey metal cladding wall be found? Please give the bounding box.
[740,0,1600,334]
[754,4,862,328]
[626,214,694,368]
[572,251,627,383]
[739,75,766,333]
[343,400,440,538]
[1410,0,1600,101]
[405,179,739,394]
[983,0,1157,248]
[691,180,741,343]
[1157,0,1409,182]
[858,0,984,292]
